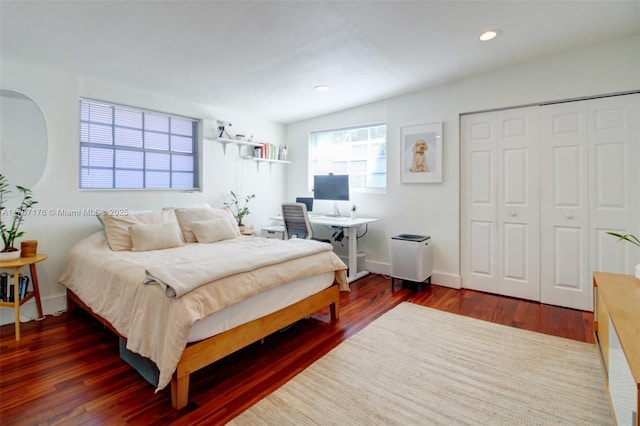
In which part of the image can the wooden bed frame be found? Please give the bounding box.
[67,284,340,409]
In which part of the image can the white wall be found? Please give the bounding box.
[285,36,640,288]
[0,59,287,324]
[2,35,638,325]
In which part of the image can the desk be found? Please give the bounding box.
[0,253,46,341]
[271,215,378,283]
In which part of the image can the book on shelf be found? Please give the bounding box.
[0,272,7,302]
[19,275,29,300]
[0,273,30,302]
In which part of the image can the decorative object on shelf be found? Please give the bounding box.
[235,133,245,141]
[0,174,38,261]
[400,122,443,183]
[240,224,255,236]
[607,231,640,279]
[217,120,232,139]
[224,191,256,228]
[280,145,289,161]
[20,240,38,257]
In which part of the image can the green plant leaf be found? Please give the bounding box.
[0,174,38,250]
[607,231,640,248]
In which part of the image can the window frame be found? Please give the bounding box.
[308,122,387,194]
[79,98,202,191]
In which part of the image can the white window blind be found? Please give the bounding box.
[79,99,199,190]
[310,124,386,191]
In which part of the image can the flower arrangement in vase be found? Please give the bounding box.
[224,191,255,230]
[0,174,38,261]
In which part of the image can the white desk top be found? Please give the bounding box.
[270,215,378,227]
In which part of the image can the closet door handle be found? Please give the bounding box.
[510,211,516,217]
[565,213,573,219]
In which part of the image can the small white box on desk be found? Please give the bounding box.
[261,225,284,240]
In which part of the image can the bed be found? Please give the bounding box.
[59,207,348,409]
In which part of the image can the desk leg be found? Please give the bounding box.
[346,226,370,283]
[29,263,44,319]
[12,268,20,341]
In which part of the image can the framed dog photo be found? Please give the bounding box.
[400,122,443,183]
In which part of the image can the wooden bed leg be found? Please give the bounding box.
[330,300,340,321]
[171,373,190,410]
[66,292,79,313]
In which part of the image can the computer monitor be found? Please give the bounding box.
[295,197,314,212]
[313,174,349,201]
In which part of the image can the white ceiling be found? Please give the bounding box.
[1,1,638,123]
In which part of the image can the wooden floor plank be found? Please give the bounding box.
[0,275,594,425]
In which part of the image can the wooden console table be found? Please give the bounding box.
[0,253,46,341]
[593,271,639,426]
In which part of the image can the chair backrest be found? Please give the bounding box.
[282,202,313,240]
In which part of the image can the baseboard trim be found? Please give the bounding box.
[365,261,461,289]
[0,293,67,326]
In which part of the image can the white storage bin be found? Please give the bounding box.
[389,234,432,286]
[261,225,284,240]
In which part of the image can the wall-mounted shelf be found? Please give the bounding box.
[213,135,289,171]
[214,137,262,155]
[241,156,291,171]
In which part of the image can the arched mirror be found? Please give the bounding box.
[0,89,48,189]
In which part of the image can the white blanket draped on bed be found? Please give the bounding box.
[59,232,348,392]
[145,238,334,298]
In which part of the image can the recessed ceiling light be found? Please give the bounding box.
[479,29,502,41]
[314,85,331,92]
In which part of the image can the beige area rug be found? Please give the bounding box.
[230,302,611,425]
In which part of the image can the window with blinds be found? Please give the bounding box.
[79,99,199,190]
[309,124,387,191]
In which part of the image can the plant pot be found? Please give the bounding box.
[0,249,21,261]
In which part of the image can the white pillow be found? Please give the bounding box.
[102,210,180,251]
[173,207,240,243]
[129,222,185,251]
[97,209,153,227]
[191,218,239,243]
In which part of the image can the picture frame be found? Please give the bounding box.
[400,122,443,183]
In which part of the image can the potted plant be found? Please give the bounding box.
[0,174,38,261]
[607,231,640,279]
[224,191,255,229]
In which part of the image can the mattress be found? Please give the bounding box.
[188,271,334,342]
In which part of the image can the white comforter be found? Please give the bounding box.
[59,232,348,391]
[145,238,335,298]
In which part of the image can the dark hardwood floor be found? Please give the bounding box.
[0,274,594,425]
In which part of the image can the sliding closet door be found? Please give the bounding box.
[539,101,590,310]
[461,107,540,301]
[540,94,639,311]
[461,112,499,294]
[588,94,639,278]
[463,93,638,310]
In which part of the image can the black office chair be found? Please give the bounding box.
[281,202,331,243]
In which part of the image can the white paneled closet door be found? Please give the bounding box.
[540,94,639,311]
[461,93,638,311]
[461,106,540,301]
[588,95,639,276]
[539,101,590,310]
